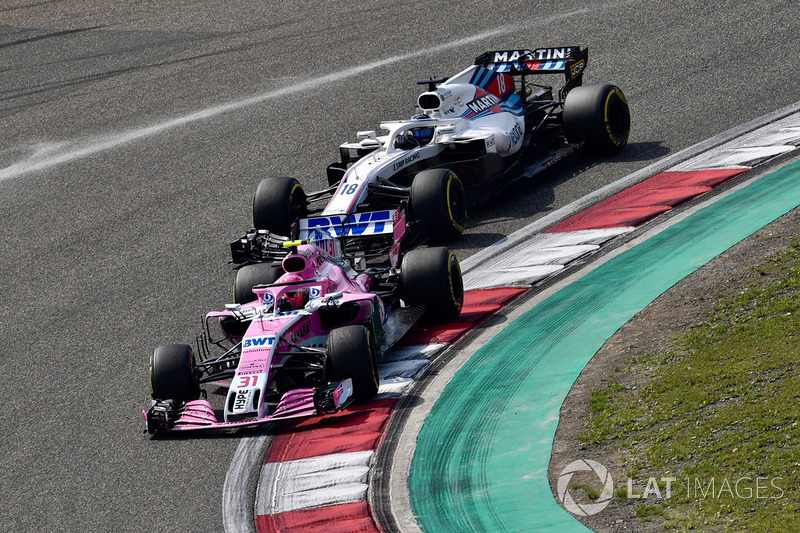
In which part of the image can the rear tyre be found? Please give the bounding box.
[410,169,466,243]
[252,177,307,236]
[562,84,630,154]
[233,263,283,304]
[150,344,199,402]
[400,247,463,321]
[326,325,379,401]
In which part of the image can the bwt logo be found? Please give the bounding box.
[243,336,275,349]
[557,459,614,516]
[304,211,393,237]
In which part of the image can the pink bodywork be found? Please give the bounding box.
[147,389,322,432]
[147,240,381,432]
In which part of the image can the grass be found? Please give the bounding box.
[571,483,602,500]
[581,239,800,532]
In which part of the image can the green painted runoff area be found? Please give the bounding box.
[410,160,800,532]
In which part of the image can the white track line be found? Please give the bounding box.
[464,113,800,289]
[4,2,646,183]
[464,228,632,290]
[256,451,373,516]
[2,25,534,182]
[222,425,273,533]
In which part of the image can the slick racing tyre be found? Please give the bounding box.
[562,84,630,154]
[252,176,307,236]
[233,262,282,304]
[326,325,379,401]
[400,246,463,321]
[150,344,200,402]
[410,168,466,243]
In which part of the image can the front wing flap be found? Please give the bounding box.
[143,379,353,434]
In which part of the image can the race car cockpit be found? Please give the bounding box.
[394,114,436,149]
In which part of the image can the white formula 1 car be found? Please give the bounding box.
[251,46,629,247]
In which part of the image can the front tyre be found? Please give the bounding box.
[326,325,379,401]
[410,169,466,243]
[562,84,630,154]
[400,247,463,321]
[150,344,200,402]
[252,176,307,236]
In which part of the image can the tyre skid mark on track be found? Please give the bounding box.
[255,501,373,533]
[403,111,800,532]
[2,24,528,182]
[410,159,800,533]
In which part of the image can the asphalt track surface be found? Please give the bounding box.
[1,2,798,532]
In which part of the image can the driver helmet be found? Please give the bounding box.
[282,288,309,310]
[410,127,435,145]
[410,114,435,145]
[276,273,309,311]
[277,273,303,284]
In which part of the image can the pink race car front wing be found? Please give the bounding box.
[143,379,353,434]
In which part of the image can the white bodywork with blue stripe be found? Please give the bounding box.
[322,65,525,216]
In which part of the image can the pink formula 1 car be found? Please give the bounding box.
[144,229,462,434]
